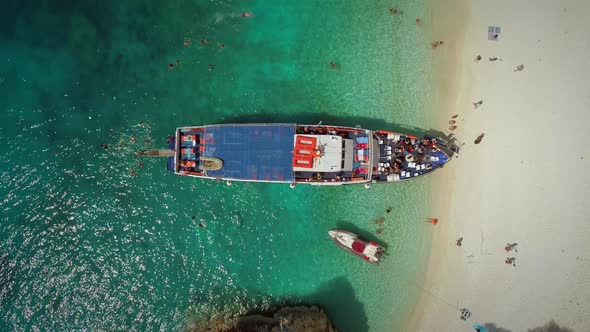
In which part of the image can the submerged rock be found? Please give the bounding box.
[190,305,337,332]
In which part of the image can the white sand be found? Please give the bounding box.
[409,0,590,331]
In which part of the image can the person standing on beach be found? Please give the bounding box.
[426,218,438,225]
[431,41,444,49]
[505,243,518,252]
[474,55,482,62]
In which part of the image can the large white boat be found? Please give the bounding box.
[154,123,456,186]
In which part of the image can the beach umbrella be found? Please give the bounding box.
[472,323,488,332]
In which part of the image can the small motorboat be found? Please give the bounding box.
[199,156,223,171]
[328,229,385,265]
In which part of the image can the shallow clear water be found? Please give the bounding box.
[0,1,433,330]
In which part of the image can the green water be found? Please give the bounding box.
[0,1,434,330]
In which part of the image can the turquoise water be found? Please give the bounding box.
[0,1,434,331]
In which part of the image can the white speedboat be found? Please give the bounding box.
[328,229,385,265]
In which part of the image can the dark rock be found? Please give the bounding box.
[190,305,337,332]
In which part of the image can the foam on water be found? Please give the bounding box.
[0,0,433,330]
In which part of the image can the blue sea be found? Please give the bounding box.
[0,1,435,330]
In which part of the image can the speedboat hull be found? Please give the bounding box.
[328,229,385,265]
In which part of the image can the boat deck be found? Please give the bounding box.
[177,124,295,182]
[293,125,371,184]
[168,123,452,185]
[372,132,450,182]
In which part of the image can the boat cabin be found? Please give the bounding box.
[292,125,372,184]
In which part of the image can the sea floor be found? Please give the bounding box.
[0,1,434,331]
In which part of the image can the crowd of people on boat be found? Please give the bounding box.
[376,133,438,176]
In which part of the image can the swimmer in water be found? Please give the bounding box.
[242,12,253,17]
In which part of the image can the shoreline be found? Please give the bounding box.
[406,0,472,329]
[408,0,590,331]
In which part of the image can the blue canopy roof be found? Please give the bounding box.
[203,124,295,181]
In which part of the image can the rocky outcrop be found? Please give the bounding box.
[191,305,337,332]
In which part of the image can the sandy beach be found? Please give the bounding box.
[410,0,590,331]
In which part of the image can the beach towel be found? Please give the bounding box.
[488,26,501,40]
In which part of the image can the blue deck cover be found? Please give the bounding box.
[203,124,295,181]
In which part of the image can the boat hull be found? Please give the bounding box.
[328,229,385,265]
[167,123,457,186]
